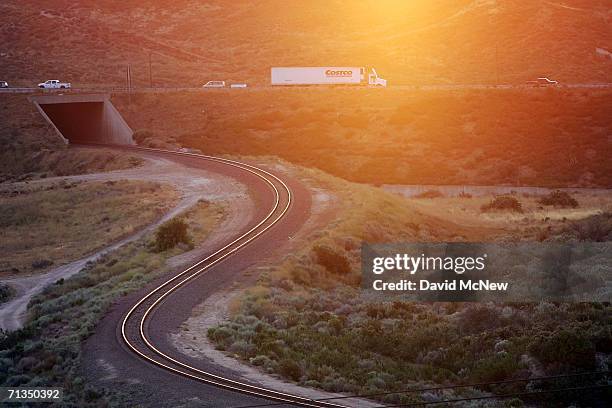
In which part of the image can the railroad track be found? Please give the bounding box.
[105,146,348,408]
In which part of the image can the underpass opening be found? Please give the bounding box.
[40,102,104,143]
[30,94,134,145]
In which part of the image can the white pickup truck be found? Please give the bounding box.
[38,79,71,89]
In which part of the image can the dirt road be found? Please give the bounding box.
[0,151,247,331]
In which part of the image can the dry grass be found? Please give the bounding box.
[156,199,227,257]
[202,161,611,405]
[0,179,178,277]
[1,148,144,183]
[238,159,496,289]
[181,199,226,244]
[1,1,610,87]
[209,162,611,404]
[0,96,143,180]
[114,88,612,188]
[406,192,612,241]
[0,196,226,405]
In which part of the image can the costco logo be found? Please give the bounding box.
[325,70,353,77]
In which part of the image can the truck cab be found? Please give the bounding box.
[360,67,386,87]
[368,68,387,87]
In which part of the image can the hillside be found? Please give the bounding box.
[1,0,610,87]
[0,95,142,181]
[115,87,612,188]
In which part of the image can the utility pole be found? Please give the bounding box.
[495,43,500,86]
[127,64,132,107]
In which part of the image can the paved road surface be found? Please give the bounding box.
[1,83,610,94]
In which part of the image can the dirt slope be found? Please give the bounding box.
[1,0,610,87]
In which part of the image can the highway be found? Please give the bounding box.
[1,83,611,94]
[80,145,353,407]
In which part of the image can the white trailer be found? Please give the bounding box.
[271,67,386,87]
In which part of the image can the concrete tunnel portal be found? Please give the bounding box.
[30,94,134,145]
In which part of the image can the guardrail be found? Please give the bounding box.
[0,87,210,94]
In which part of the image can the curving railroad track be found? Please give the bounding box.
[103,146,348,408]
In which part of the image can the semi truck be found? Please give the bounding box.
[271,67,387,87]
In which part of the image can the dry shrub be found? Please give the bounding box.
[538,190,579,208]
[154,217,192,252]
[481,196,523,213]
[278,359,302,381]
[313,245,351,275]
[132,129,155,144]
[0,283,15,304]
[561,212,611,242]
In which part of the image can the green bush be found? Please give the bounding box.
[562,212,611,242]
[278,358,302,381]
[0,284,15,304]
[458,305,504,334]
[0,238,170,406]
[154,217,192,252]
[481,196,523,213]
[538,190,578,208]
[31,259,53,269]
[207,326,235,350]
[209,287,611,405]
[528,329,596,372]
[471,354,523,382]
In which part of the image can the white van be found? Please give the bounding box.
[203,81,226,88]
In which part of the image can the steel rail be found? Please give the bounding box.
[98,145,348,407]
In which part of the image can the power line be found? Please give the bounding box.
[317,370,610,402]
[380,384,611,407]
[231,371,610,408]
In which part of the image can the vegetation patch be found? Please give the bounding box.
[1,2,610,86]
[154,217,193,252]
[0,199,225,406]
[207,165,610,406]
[211,289,610,405]
[117,89,612,188]
[481,196,523,213]
[313,245,351,276]
[414,190,444,199]
[538,190,579,208]
[0,240,165,406]
[0,180,178,277]
[0,283,15,305]
[541,212,612,242]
